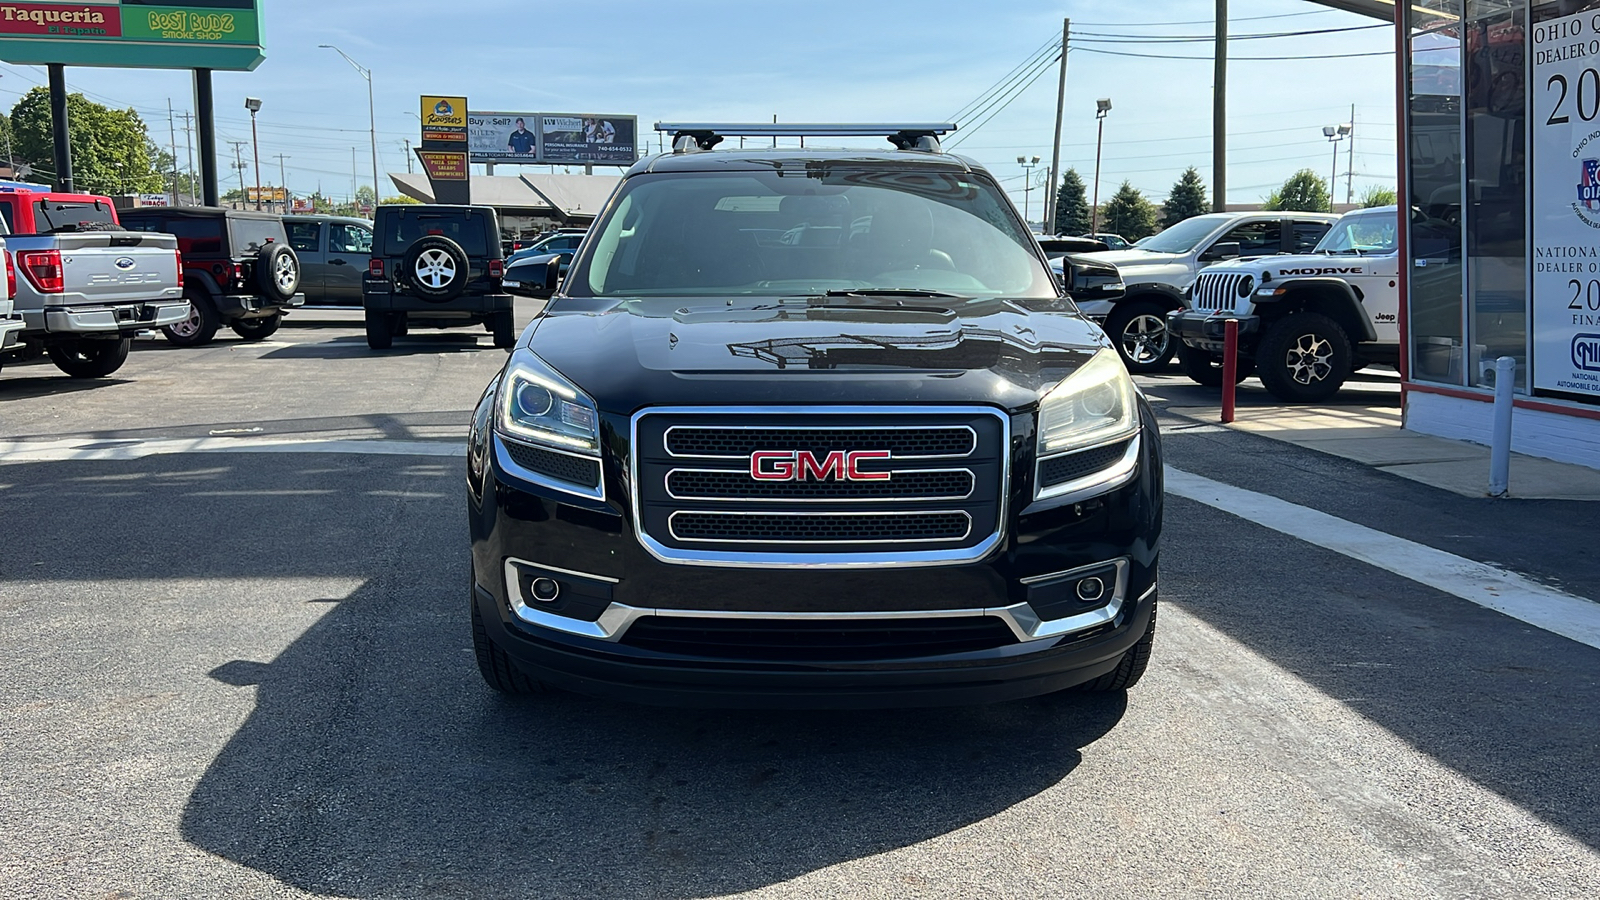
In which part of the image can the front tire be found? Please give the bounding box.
[162,292,221,347]
[47,337,131,379]
[1079,599,1156,692]
[365,310,393,350]
[1105,300,1178,373]
[229,313,282,341]
[471,584,550,695]
[1176,341,1254,387]
[1256,312,1352,403]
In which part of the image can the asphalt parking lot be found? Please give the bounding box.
[4,310,1600,898]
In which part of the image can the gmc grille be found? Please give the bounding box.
[633,408,1007,563]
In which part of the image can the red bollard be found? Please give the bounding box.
[1221,318,1239,424]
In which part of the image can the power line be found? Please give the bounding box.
[1075,46,1393,61]
[949,35,1061,125]
[948,51,1061,148]
[1068,23,1388,42]
[1070,9,1336,27]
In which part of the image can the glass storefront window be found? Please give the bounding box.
[1408,0,1468,384]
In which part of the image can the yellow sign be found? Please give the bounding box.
[246,186,287,202]
[421,95,467,129]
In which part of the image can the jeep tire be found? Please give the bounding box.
[365,309,394,350]
[257,243,301,302]
[230,313,282,342]
[47,337,131,379]
[1177,341,1254,387]
[163,290,222,347]
[1106,299,1177,373]
[403,236,470,302]
[1256,312,1353,403]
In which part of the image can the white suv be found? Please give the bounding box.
[1077,212,1338,372]
[1167,206,1406,402]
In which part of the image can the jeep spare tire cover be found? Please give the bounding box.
[257,243,301,302]
[404,236,470,302]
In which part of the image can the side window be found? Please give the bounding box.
[123,218,161,233]
[1292,221,1331,253]
[556,235,583,251]
[1217,220,1282,257]
[0,198,15,233]
[330,224,372,255]
[286,222,321,253]
[165,218,226,256]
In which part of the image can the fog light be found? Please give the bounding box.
[1075,576,1106,604]
[531,577,561,602]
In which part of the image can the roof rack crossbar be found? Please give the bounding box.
[654,122,957,154]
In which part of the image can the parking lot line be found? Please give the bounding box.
[1166,467,1600,650]
[0,437,466,463]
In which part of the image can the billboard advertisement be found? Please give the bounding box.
[420,95,468,146]
[539,115,637,165]
[468,111,539,164]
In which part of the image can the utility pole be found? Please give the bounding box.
[273,153,290,212]
[1213,0,1227,212]
[180,111,196,205]
[167,99,180,204]
[1091,100,1111,234]
[1346,102,1356,205]
[351,147,359,210]
[1044,18,1070,236]
[228,140,248,205]
[245,97,263,210]
[402,139,414,173]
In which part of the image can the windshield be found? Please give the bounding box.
[568,168,1054,299]
[1315,211,1399,255]
[1137,215,1231,255]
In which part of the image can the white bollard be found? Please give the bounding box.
[1489,356,1516,498]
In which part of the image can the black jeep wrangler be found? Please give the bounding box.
[120,207,304,346]
[363,204,514,350]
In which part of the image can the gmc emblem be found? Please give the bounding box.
[750,450,892,482]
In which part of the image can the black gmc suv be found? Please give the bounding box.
[363,204,513,350]
[467,128,1163,708]
[120,207,304,345]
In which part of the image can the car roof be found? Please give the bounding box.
[631,147,980,176]
[122,206,282,221]
[283,214,372,226]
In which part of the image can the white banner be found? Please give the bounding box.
[1533,11,1600,397]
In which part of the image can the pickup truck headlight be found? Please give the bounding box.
[496,351,601,456]
[1036,349,1140,458]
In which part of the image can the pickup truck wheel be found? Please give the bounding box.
[1176,342,1254,387]
[229,313,282,341]
[162,293,221,347]
[47,337,130,379]
[1106,300,1178,373]
[471,581,551,695]
[1256,312,1353,403]
[365,310,393,350]
[491,310,516,349]
[1079,598,1155,692]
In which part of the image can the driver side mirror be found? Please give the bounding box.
[1200,241,1241,263]
[503,257,562,299]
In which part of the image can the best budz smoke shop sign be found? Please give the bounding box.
[1534,11,1600,399]
[0,1,264,71]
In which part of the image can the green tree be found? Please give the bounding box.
[10,87,164,195]
[1359,185,1398,208]
[1053,168,1090,236]
[381,194,421,205]
[1161,166,1209,228]
[1100,181,1158,241]
[1262,169,1332,212]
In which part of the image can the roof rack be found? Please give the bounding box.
[653,123,957,154]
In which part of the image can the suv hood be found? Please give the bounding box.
[1202,252,1393,279]
[525,296,1108,412]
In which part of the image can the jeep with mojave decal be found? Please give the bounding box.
[1167,206,1409,402]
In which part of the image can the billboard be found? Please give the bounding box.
[540,115,637,165]
[420,96,468,146]
[245,186,286,202]
[0,1,265,71]
[468,111,539,164]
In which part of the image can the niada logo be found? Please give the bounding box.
[1580,159,1600,209]
[1574,333,1600,372]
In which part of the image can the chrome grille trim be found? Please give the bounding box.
[664,423,977,460]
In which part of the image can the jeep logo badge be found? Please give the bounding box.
[114,257,136,270]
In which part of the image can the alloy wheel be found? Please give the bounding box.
[415,249,457,289]
[170,303,202,338]
[274,255,298,291]
[1286,333,1335,385]
[1121,314,1170,366]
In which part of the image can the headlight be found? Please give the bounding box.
[496,351,601,456]
[1037,349,1140,458]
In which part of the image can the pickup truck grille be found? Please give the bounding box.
[1190,272,1251,313]
[633,408,1007,563]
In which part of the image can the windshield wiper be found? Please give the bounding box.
[821,289,969,299]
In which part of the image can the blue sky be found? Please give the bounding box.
[0,0,1397,215]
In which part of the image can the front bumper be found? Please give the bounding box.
[1168,309,1260,350]
[468,415,1163,708]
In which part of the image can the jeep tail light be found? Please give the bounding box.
[369,258,385,278]
[18,249,64,294]
[232,263,245,286]
[488,259,504,279]
[4,250,15,300]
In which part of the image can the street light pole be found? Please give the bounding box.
[321,45,380,211]
[1323,123,1350,211]
[245,97,263,210]
[1091,98,1112,234]
[1016,155,1040,229]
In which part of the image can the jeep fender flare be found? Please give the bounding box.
[1257,277,1378,343]
[1118,282,1187,310]
[183,270,224,300]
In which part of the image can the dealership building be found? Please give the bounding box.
[1316,0,1600,468]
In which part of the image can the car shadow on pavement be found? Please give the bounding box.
[0,452,1120,899]
[262,333,504,359]
[0,372,132,399]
